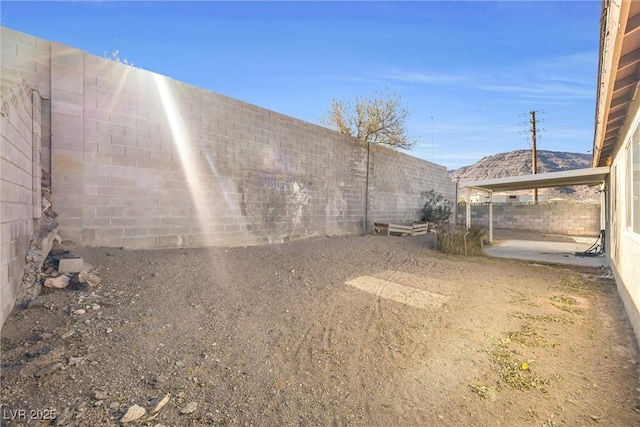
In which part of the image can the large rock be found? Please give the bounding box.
[16,215,60,303]
[44,275,69,289]
[58,258,87,273]
[121,404,146,423]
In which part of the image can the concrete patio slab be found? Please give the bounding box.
[484,239,609,268]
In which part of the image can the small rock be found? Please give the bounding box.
[27,298,44,309]
[106,327,113,334]
[149,394,170,413]
[61,329,75,339]
[54,408,72,426]
[44,275,70,289]
[93,390,108,400]
[180,402,197,414]
[78,271,102,286]
[39,332,53,340]
[35,362,63,377]
[153,375,167,388]
[71,398,87,411]
[72,309,86,315]
[68,356,85,366]
[91,303,101,311]
[120,404,146,423]
[109,402,120,411]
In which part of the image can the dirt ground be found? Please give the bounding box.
[1,233,639,426]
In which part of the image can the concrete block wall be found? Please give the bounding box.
[78,63,371,247]
[0,77,40,326]
[51,42,84,243]
[1,26,455,251]
[369,145,456,226]
[456,203,601,236]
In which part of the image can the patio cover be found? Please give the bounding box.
[462,167,610,243]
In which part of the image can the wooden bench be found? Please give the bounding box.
[412,222,428,236]
[374,222,430,237]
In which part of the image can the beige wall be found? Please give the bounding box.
[607,107,640,345]
[0,76,41,327]
[369,147,455,226]
[1,26,455,249]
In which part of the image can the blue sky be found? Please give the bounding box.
[1,1,600,170]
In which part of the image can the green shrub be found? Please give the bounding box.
[421,190,453,230]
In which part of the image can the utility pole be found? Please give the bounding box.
[530,110,538,204]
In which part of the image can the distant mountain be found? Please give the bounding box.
[449,150,599,201]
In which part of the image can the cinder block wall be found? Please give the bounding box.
[78,61,375,247]
[368,146,456,226]
[0,77,41,327]
[1,26,455,250]
[456,203,601,236]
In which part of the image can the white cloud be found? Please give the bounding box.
[374,67,466,85]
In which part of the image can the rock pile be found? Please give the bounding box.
[17,176,104,308]
[17,185,60,304]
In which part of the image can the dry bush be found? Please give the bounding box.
[435,225,485,256]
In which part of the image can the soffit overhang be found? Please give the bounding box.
[594,0,640,167]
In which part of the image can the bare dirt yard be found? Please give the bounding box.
[2,233,639,426]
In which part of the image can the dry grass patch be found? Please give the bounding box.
[484,334,550,393]
[510,311,574,324]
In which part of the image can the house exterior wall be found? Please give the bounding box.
[606,95,640,345]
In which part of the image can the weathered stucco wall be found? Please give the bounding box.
[0,77,41,327]
[457,202,601,236]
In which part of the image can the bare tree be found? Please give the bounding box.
[322,91,416,150]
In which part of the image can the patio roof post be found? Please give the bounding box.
[466,188,471,229]
[488,190,494,244]
[600,181,606,232]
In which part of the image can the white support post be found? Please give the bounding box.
[600,182,606,232]
[488,190,494,244]
[466,188,471,229]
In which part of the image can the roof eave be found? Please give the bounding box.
[593,0,632,167]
